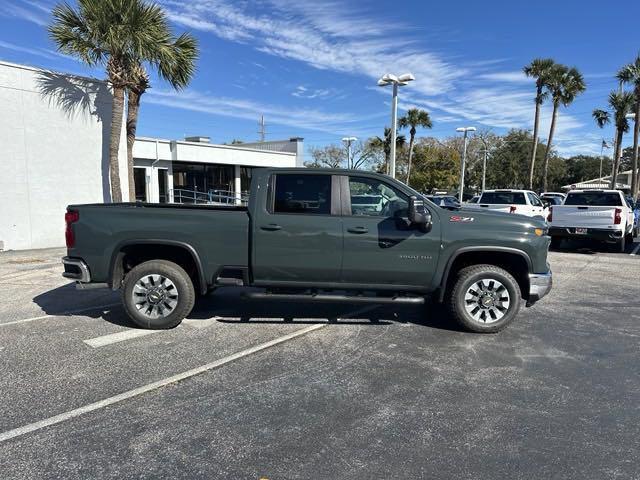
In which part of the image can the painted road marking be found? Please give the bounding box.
[83,329,162,348]
[0,303,120,327]
[631,242,640,256]
[0,323,326,444]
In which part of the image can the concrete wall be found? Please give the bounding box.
[0,61,128,251]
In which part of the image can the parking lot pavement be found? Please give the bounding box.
[0,245,639,479]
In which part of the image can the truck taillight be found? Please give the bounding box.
[614,208,622,225]
[509,205,517,214]
[547,207,553,223]
[65,210,79,248]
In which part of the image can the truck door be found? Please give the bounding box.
[340,175,441,289]
[252,172,343,286]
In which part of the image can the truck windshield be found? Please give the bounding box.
[480,192,526,204]
[564,192,623,206]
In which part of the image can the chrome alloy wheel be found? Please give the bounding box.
[133,274,179,319]
[463,278,510,324]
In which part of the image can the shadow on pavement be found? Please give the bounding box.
[33,285,463,332]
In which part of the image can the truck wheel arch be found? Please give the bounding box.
[438,247,532,303]
[109,240,208,295]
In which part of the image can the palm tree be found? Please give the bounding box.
[593,91,636,188]
[617,56,640,199]
[541,65,586,192]
[373,127,406,175]
[524,58,555,189]
[49,0,197,202]
[126,33,197,200]
[398,108,432,186]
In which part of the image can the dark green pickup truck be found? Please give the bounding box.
[62,168,552,333]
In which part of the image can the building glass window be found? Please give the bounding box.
[273,174,331,215]
[133,168,147,202]
[158,169,168,204]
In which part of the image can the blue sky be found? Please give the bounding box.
[1,0,639,157]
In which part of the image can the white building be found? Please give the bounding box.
[561,170,633,192]
[0,61,303,251]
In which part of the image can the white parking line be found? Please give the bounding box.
[631,243,640,256]
[0,323,326,444]
[83,329,162,348]
[0,303,120,328]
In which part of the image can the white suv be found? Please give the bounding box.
[469,189,548,220]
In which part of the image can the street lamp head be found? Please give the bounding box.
[626,113,636,119]
[342,136,357,142]
[456,126,476,133]
[377,79,390,86]
[397,73,415,83]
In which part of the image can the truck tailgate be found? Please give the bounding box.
[551,206,619,229]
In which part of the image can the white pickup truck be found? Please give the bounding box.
[468,190,548,220]
[548,190,635,251]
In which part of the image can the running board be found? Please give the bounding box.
[242,292,424,304]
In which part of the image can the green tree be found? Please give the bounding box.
[398,108,432,186]
[49,0,197,202]
[372,127,406,176]
[524,58,555,189]
[126,33,197,200]
[542,65,586,191]
[617,55,640,199]
[593,91,636,188]
[409,138,460,193]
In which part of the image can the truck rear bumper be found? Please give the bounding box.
[62,256,91,282]
[527,272,552,306]
[548,226,623,242]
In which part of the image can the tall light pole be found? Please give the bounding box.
[378,73,415,178]
[342,136,357,169]
[456,126,476,202]
[599,139,610,179]
[479,148,488,192]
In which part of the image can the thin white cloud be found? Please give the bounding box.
[0,40,58,60]
[478,71,530,83]
[0,0,49,26]
[145,88,381,136]
[291,85,334,99]
[160,0,464,96]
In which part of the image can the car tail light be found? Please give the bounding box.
[547,207,553,223]
[614,208,622,225]
[509,205,517,214]
[65,210,79,248]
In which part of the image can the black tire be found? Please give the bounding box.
[122,260,195,329]
[550,236,562,249]
[448,264,521,333]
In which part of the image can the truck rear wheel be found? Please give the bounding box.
[122,260,195,329]
[448,264,521,333]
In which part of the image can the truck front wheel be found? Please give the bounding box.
[448,264,521,333]
[122,260,195,329]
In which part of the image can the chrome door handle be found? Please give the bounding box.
[261,224,282,231]
[347,226,368,234]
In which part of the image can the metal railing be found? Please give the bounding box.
[170,188,249,205]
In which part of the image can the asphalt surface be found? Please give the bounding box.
[0,242,639,479]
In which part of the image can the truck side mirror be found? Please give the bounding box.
[409,196,432,232]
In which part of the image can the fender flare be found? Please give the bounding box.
[108,239,208,294]
[437,246,533,302]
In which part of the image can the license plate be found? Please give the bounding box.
[574,228,588,235]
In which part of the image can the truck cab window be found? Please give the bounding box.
[348,177,408,217]
[273,174,331,215]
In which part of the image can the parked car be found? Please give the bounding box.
[625,196,640,237]
[541,192,566,203]
[548,189,635,251]
[424,195,461,209]
[62,168,552,333]
[351,194,384,215]
[468,189,548,220]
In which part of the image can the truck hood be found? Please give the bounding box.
[444,206,547,231]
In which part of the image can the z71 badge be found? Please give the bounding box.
[450,215,475,222]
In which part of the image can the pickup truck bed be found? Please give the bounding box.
[67,203,249,293]
[63,168,552,333]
